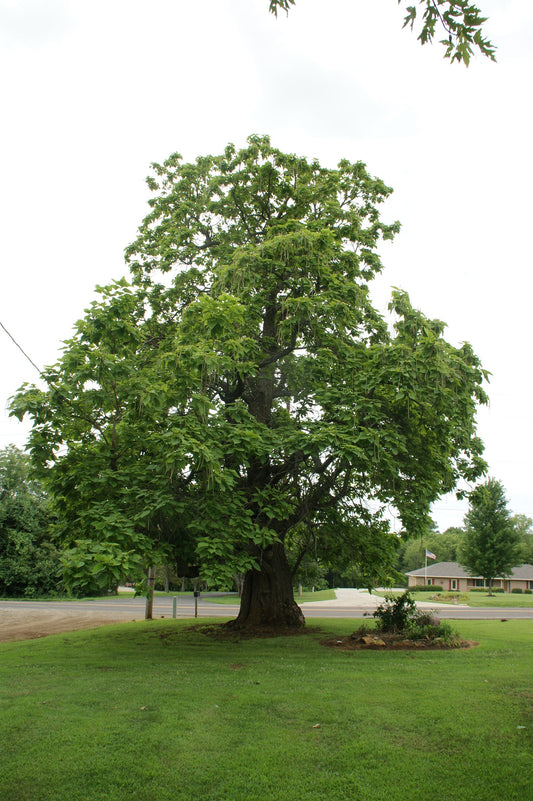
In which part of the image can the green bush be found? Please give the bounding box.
[412,584,443,592]
[406,617,457,645]
[511,587,523,594]
[373,592,417,633]
[524,589,532,595]
[373,594,459,644]
[470,586,506,593]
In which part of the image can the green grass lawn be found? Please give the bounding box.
[0,618,531,801]
[383,590,533,607]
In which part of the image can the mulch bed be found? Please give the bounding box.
[161,622,477,650]
[173,622,312,641]
[321,630,477,651]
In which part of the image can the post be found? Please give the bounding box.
[424,552,428,586]
[172,596,177,619]
[145,565,155,620]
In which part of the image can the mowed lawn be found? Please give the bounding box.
[0,618,531,801]
[391,590,533,608]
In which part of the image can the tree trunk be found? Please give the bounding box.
[487,578,493,597]
[231,542,305,629]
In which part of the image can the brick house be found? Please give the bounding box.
[406,562,533,592]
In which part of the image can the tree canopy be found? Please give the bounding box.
[459,478,521,593]
[269,0,495,65]
[512,514,533,565]
[12,135,488,627]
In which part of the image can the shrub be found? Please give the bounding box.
[524,589,532,595]
[373,592,417,633]
[406,617,457,645]
[412,584,443,592]
[492,587,505,593]
[373,594,459,644]
[511,587,523,594]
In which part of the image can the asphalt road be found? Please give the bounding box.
[1,595,532,620]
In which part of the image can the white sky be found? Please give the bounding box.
[1,0,532,531]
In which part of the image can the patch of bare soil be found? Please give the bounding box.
[183,622,312,641]
[321,630,477,651]
[0,608,124,643]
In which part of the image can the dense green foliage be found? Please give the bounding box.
[269,0,496,65]
[0,446,61,597]
[512,513,533,564]
[12,136,488,624]
[372,591,457,642]
[459,478,521,594]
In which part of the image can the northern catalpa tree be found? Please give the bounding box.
[12,136,488,627]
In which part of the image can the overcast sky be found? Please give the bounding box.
[1,0,532,531]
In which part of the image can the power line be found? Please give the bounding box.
[0,320,42,375]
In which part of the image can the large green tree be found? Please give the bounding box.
[12,136,488,627]
[269,1,495,65]
[459,478,521,594]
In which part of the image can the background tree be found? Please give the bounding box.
[0,446,61,597]
[395,524,465,574]
[511,514,533,565]
[269,0,495,65]
[13,136,488,628]
[459,478,521,594]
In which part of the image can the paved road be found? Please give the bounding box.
[1,589,532,620]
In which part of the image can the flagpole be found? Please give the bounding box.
[424,551,427,585]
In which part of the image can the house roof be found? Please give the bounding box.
[406,562,533,580]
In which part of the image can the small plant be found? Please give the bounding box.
[405,616,457,645]
[373,592,417,633]
[373,592,459,644]
[525,589,532,595]
[511,587,523,594]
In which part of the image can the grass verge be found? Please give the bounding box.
[0,618,531,801]
[208,588,336,605]
[379,590,533,607]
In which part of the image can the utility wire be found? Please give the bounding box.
[1,318,108,441]
[1,320,42,375]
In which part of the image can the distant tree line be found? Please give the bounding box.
[0,446,61,597]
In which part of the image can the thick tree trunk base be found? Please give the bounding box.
[229,543,305,630]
